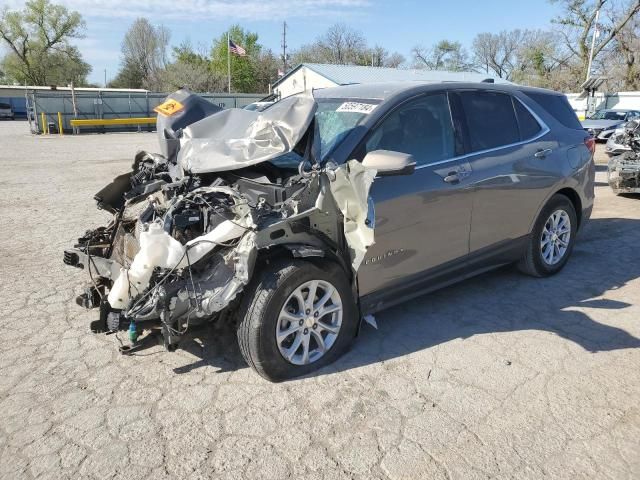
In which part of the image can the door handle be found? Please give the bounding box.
[443,172,460,184]
[534,148,552,159]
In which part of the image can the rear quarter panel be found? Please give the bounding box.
[515,91,595,231]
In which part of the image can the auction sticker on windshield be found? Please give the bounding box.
[154,99,185,116]
[336,102,377,114]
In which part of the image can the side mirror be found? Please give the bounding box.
[362,150,416,176]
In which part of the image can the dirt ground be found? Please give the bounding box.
[0,121,638,479]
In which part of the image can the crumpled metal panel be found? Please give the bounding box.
[328,160,378,270]
[178,96,317,174]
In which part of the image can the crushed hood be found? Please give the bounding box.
[178,96,317,174]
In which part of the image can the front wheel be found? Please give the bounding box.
[236,259,358,382]
[518,194,578,277]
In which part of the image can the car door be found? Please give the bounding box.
[451,89,557,253]
[355,92,474,297]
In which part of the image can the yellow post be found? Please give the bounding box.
[57,112,63,136]
[40,112,47,134]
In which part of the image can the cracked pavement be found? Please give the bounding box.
[0,120,639,479]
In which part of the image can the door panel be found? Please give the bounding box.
[358,160,473,296]
[466,140,559,252]
[353,93,473,297]
[452,90,562,253]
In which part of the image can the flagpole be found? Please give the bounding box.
[586,7,600,82]
[227,32,231,93]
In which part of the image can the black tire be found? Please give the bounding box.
[236,259,358,382]
[518,194,578,277]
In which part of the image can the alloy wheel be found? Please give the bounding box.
[275,279,343,365]
[540,209,571,265]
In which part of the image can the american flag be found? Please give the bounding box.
[228,39,247,56]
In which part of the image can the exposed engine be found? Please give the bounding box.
[63,88,377,353]
[608,119,640,194]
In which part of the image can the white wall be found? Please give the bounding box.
[567,91,640,119]
[274,67,338,98]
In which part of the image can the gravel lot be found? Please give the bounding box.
[1,120,639,480]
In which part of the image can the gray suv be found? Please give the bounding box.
[64,83,595,381]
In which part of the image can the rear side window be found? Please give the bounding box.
[458,91,519,152]
[513,99,542,140]
[524,92,582,129]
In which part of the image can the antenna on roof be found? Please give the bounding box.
[481,78,494,83]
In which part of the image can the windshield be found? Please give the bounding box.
[268,97,380,169]
[315,98,380,159]
[590,110,626,120]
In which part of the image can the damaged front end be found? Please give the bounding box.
[608,152,640,194]
[607,119,640,195]
[63,89,377,353]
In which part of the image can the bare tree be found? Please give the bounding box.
[551,0,640,82]
[384,52,406,68]
[321,23,367,64]
[120,18,170,90]
[412,40,472,71]
[368,45,405,67]
[292,23,375,66]
[607,3,640,89]
[471,30,530,80]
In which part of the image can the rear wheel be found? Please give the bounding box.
[236,259,358,382]
[518,194,577,277]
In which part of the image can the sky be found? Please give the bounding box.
[2,0,564,86]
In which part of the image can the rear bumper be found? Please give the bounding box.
[580,205,593,230]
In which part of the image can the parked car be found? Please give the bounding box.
[0,102,14,120]
[581,109,640,141]
[64,83,595,381]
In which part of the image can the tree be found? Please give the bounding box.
[608,4,640,90]
[551,0,640,83]
[292,24,404,68]
[319,23,368,64]
[472,30,531,80]
[115,18,170,90]
[108,60,145,89]
[210,25,263,93]
[156,42,225,92]
[0,0,90,85]
[369,45,406,68]
[412,40,472,71]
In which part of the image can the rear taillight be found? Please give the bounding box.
[584,136,596,155]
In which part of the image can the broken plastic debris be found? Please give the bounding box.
[363,314,377,329]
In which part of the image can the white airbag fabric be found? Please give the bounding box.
[178,96,316,174]
[329,160,377,270]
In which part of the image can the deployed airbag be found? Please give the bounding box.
[178,96,316,174]
[328,160,377,270]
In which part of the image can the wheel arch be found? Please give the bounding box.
[554,187,583,228]
[529,186,583,234]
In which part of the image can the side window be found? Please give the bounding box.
[458,91,519,152]
[524,92,583,130]
[364,93,455,165]
[514,98,542,140]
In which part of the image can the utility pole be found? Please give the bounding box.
[281,21,288,74]
[586,7,601,82]
[104,69,107,88]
